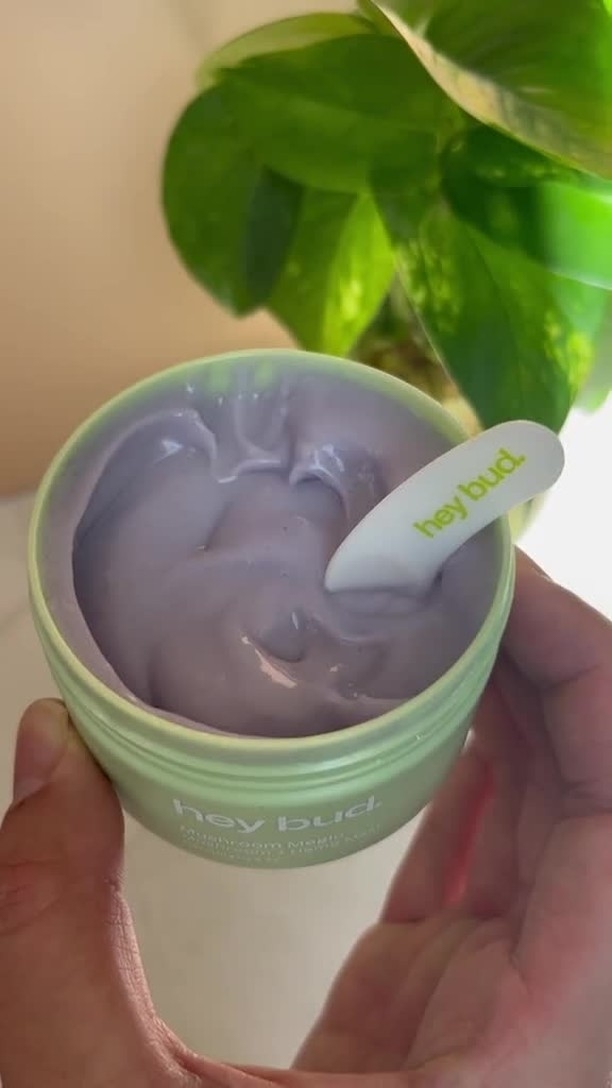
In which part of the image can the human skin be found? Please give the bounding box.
[1,551,612,1087]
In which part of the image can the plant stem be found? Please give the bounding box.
[354,287,481,435]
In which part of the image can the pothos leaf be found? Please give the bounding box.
[162,87,302,314]
[374,170,607,430]
[375,0,612,178]
[219,34,454,193]
[197,13,372,91]
[270,189,395,355]
[442,127,612,288]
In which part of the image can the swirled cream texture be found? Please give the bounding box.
[44,366,499,738]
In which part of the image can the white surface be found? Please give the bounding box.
[0,400,609,1065]
[519,400,612,619]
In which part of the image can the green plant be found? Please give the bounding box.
[162,0,612,431]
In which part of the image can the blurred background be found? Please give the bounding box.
[2,0,350,494]
[1,0,610,1069]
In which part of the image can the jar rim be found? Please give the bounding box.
[29,349,515,766]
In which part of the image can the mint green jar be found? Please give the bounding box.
[28,350,514,868]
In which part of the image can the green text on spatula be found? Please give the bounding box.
[325,421,564,594]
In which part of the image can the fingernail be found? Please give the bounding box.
[12,700,70,806]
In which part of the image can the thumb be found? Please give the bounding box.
[0,700,177,1088]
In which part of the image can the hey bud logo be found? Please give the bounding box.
[173,795,381,834]
[414,448,526,539]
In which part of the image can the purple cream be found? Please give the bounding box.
[42,367,498,738]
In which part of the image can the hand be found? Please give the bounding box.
[1,553,612,1088]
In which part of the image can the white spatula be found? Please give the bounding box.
[325,420,564,594]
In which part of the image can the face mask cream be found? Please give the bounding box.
[29,350,514,868]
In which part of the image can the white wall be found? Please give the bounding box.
[0,1,344,492]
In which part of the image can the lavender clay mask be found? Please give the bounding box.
[31,352,514,866]
[44,364,498,739]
